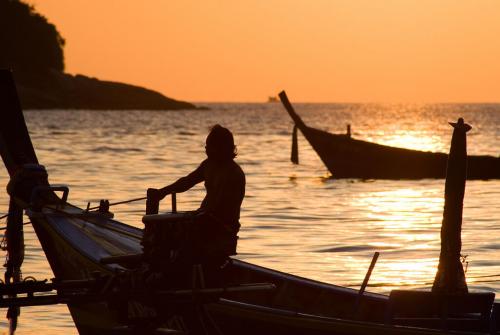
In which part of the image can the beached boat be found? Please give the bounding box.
[267,96,279,103]
[1,70,499,334]
[279,91,500,179]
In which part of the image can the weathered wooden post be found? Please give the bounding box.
[432,118,471,294]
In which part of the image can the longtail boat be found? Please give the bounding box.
[279,91,500,179]
[1,70,499,334]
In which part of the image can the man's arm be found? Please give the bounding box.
[148,161,205,200]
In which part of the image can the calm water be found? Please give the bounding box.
[0,103,499,334]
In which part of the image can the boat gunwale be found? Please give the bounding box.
[30,204,386,302]
[212,298,490,335]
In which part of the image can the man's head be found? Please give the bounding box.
[205,124,237,161]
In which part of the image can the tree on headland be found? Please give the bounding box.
[0,0,197,110]
[0,0,65,74]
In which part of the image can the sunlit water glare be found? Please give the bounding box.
[0,103,499,334]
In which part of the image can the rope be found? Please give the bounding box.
[87,196,147,211]
[0,195,147,222]
[1,194,147,237]
[46,206,142,240]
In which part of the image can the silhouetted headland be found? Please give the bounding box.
[0,0,198,110]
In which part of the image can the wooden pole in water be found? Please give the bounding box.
[432,118,471,294]
[5,198,24,334]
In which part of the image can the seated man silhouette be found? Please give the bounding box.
[147,125,245,274]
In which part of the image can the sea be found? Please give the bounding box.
[0,103,499,334]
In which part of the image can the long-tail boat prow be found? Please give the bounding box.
[278,91,500,180]
[2,69,500,334]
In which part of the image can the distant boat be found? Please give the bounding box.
[279,91,500,179]
[267,96,279,103]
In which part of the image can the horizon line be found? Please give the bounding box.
[192,100,500,105]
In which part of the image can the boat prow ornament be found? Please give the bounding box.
[386,118,494,330]
[432,117,471,294]
[449,118,472,132]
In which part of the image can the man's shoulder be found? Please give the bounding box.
[231,160,244,171]
[199,159,209,168]
[232,161,245,181]
[205,159,245,180]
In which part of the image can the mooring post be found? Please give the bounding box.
[432,118,471,294]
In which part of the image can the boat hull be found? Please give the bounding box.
[30,215,125,333]
[209,300,467,335]
[303,127,499,180]
[279,91,500,180]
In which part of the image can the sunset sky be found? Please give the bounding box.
[30,0,500,103]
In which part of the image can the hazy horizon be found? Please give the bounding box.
[30,0,500,103]
[192,100,500,104]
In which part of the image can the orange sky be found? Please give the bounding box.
[30,0,500,103]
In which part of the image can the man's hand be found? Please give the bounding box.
[147,187,170,201]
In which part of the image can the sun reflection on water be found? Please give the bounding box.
[348,187,444,289]
[358,188,442,229]
[374,258,438,287]
[366,132,444,152]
